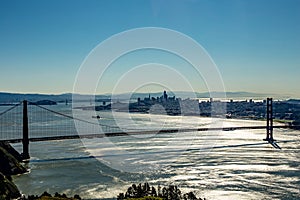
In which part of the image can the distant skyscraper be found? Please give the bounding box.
[163,91,168,101]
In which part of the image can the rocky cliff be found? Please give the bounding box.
[0,141,27,199]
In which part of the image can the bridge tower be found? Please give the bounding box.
[22,100,30,160]
[265,98,274,141]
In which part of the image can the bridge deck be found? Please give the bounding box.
[1,125,294,143]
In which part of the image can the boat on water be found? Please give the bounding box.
[92,115,101,119]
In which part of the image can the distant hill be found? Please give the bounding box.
[0,92,68,103]
[0,92,109,103]
[199,91,273,98]
[0,91,288,103]
[287,99,300,104]
[111,91,276,100]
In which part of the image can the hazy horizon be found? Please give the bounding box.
[0,89,281,95]
[0,90,297,99]
[0,90,293,100]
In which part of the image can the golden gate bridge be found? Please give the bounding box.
[0,98,296,160]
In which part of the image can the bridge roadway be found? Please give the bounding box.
[1,125,296,144]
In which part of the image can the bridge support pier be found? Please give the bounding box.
[265,98,274,141]
[22,100,30,160]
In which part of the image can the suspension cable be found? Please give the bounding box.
[29,102,140,131]
[0,102,22,117]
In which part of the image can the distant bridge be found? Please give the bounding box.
[0,99,297,160]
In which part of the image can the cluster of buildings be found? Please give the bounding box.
[132,91,180,115]
[137,91,176,105]
[131,91,300,123]
[91,91,300,126]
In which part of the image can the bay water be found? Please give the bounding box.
[1,104,298,199]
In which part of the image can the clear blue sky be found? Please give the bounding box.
[0,0,300,97]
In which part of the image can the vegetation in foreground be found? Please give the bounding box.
[20,191,81,200]
[117,183,205,200]
[126,198,163,200]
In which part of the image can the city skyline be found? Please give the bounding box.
[0,0,300,97]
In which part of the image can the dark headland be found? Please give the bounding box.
[0,141,27,199]
[0,141,81,200]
